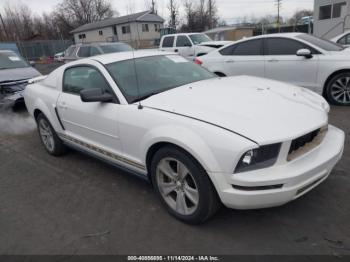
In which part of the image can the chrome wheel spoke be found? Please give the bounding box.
[175,191,188,214]
[177,161,189,180]
[160,182,177,196]
[158,160,177,181]
[332,77,350,104]
[184,183,199,205]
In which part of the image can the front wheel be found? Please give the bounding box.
[325,73,350,106]
[151,146,221,224]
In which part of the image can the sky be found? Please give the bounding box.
[0,0,314,24]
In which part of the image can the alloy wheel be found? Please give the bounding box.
[331,76,350,104]
[39,119,55,152]
[156,158,199,216]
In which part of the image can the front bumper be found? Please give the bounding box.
[0,91,24,109]
[210,125,345,210]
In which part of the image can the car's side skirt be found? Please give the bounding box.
[58,133,148,176]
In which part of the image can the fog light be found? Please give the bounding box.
[242,150,254,165]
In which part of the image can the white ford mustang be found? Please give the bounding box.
[24,51,345,224]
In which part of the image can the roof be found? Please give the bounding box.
[71,10,165,34]
[204,26,254,34]
[76,50,174,65]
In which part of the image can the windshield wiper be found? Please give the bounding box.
[131,92,161,103]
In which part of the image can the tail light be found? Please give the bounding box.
[194,58,202,65]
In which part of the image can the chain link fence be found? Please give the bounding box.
[15,40,73,61]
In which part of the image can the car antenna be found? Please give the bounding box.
[128,12,143,110]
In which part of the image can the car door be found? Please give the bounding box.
[175,35,195,58]
[57,64,122,157]
[217,39,265,77]
[264,37,319,90]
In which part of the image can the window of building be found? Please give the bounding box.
[154,24,159,32]
[142,24,149,32]
[319,5,332,20]
[78,34,86,39]
[113,26,118,35]
[99,30,103,36]
[333,2,347,18]
[122,25,131,34]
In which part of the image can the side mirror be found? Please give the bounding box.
[80,88,114,103]
[296,49,313,59]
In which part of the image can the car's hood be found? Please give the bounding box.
[141,76,329,144]
[0,67,41,82]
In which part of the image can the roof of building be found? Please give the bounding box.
[70,10,165,34]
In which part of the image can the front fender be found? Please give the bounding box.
[140,125,221,173]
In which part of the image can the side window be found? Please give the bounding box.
[219,44,235,56]
[90,46,101,56]
[266,38,308,55]
[176,36,192,47]
[232,40,263,55]
[162,36,175,48]
[65,46,75,57]
[63,66,110,95]
[77,46,91,57]
[338,33,350,45]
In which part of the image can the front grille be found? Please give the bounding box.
[289,129,320,155]
[287,126,328,161]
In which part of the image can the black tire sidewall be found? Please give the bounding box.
[326,73,350,106]
[151,146,219,224]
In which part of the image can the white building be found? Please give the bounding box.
[70,10,165,48]
[314,0,350,39]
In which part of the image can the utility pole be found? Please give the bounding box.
[151,0,156,14]
[275,0,282,32]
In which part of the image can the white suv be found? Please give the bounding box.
[159,33,231,59]
[197,33,350,106]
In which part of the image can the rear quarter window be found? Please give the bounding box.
[162,36,175,48]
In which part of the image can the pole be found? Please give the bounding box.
[276,0,282,32]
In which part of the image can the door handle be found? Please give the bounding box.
[267,59,279,63]
[225,59,235,63]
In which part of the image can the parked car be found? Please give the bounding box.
[196,33,350,106]
[0,50,41,110]
[24,51,344,224]
[331,31,350,47]
[159,33,232,59]
[54,51,65,62]
[63,42,133,63]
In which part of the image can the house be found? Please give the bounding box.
[70,10,165,48]
[314,0,350,39]
[204,26,254,41]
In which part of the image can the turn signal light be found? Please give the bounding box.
[194,58,202,65]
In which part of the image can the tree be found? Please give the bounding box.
[288,9,313,25]
[54,0,115,38]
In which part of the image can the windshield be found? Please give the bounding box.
[99,43,133,54]
[106,55,215,103]
[0,51,29,69]
[189,34,212,45]
[297,34,344,51]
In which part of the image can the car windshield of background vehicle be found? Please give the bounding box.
[0,51,29,69]
[106,55,215,103]
[297,34,344,51]
[100,43,133,54]
[189,34,212,44]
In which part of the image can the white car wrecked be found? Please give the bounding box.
[24,51,345,223]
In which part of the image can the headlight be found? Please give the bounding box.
[234,143,282,173]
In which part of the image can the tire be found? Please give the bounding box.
[325,72,350,106]
[36,113,67,156]
[150,146,221,224]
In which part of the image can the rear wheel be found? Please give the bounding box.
[151,146,221,224]
[325,72,350,106]
[36,113,67,156]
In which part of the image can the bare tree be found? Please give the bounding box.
[168,0,179,29]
